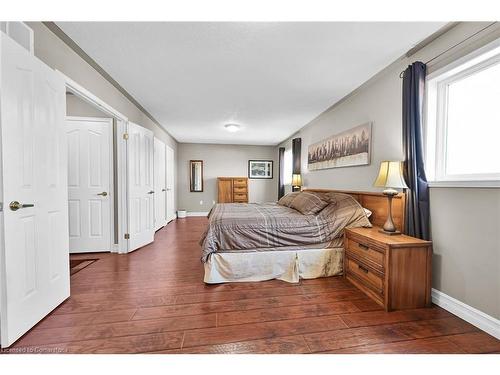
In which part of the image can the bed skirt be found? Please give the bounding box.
[203,247,343,284]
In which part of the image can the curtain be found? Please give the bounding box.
[292,138,301,192]
[402,61,430,240]
[278,147,285,199]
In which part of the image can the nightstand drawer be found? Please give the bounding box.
[345,257,384,294]
[346,237,384,269]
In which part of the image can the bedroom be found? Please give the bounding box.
[0,0,499,372]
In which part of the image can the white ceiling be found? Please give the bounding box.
[57,22,446,145]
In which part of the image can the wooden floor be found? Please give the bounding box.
[7,217,500,354]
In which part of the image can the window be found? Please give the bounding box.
[283,148,293,185]
[425,40,500,186]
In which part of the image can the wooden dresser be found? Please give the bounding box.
[344,226,432,311]
[217,177,249,203]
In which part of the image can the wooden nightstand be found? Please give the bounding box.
[344,226,432,311]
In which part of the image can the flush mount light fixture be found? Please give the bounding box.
[224,123,240,132]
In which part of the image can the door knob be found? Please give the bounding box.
[9,201,34,211]
[148,190,155,194]
[162,188,166,192]
[97,192,108,197]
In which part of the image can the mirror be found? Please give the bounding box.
[189,160,203,192]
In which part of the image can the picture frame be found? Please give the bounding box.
[248,160,273,179]
[189,160,204,192]
[307,122,372,170]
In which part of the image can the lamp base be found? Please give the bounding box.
[379,229,401,236]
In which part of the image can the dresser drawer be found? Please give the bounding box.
[345,257,384,295]
[233,178,247,187]
[233,193,248,202]
[233,186,247,194]
[346,237,384,269]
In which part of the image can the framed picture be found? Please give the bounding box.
[308,122,372,171]
[248,160,273,179]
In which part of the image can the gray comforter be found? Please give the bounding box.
[199,192,371,262]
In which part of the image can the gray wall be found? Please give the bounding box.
[178,143,278,212]
[66,93,109,118]
[27,22,178,211]
[278,22,500,318]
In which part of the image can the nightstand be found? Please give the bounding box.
[344,226,432,311]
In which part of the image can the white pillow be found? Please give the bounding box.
[363,207,372,218]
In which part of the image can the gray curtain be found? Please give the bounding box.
[278,147,285,199]
[402,61,430,240]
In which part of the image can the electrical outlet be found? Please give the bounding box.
[212,200,216,205]
[200,200,203,205]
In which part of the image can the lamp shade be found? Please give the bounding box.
[374,161,408,189]
[292,174,302,187]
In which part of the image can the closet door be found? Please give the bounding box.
[0,34,69,347]
[154,137,167,231]
[127,122,154,251]
[66,117,112,253]
[165,145,176,222]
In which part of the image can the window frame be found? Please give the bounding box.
[283,148,293,185]
[425,39,500,188]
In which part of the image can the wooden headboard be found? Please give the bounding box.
[304,189,406,233]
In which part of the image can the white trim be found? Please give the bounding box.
[186,211,209,217]
[431,288,500,339]
[427,37,500,81]
[59,72,129,254]
[428,180,500,188]
[61,72,128,122]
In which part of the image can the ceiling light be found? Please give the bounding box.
[224,123,240,132]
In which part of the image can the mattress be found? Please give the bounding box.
[199,192,371,263]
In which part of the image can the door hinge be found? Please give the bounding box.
[123,133,129,140]
[124,233,130,240]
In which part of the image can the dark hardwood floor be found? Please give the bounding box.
[7,217,500,354]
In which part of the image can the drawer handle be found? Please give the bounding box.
[358,243,369,251]
[358,264,369,273]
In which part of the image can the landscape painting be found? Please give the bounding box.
[308,122,371,170]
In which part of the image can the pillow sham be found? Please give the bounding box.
[277,192,300,207]
[363,207,372,218]
[288,191,330,215]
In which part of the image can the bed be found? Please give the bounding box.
[199,189,405,284]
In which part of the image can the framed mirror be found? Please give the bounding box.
[189,160,204,192]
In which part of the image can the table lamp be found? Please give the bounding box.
[373,161,408,235]
[292,174,302,192]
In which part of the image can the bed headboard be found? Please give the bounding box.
[304,189,406,233]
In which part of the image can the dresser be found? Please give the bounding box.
[217,177,249,203]
[344,226,432,311]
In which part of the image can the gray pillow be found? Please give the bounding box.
[288,191,329,215]
[277,192,300,207]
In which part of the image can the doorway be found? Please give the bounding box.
[64,75,129,254]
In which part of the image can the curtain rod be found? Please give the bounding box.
[399,22,497,78]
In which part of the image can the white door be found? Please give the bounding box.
[154,137,167,231]
[127,122,154,251]
[66,117,112,253]
[166,145,175,222]
[0,34,69,347]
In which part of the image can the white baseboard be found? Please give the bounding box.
[431,288,500,339]
[186,211,209,217]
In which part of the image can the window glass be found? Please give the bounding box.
[445,62,500,176]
